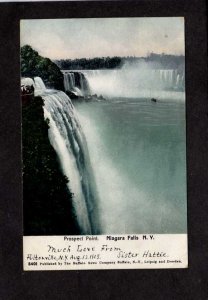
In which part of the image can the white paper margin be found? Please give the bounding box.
[23,234,188,270]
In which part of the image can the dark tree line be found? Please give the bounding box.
[55,56,122,70]
[55,53,185,70]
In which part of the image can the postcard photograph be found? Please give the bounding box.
[21,17,187,269]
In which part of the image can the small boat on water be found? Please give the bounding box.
[151,98,157,103]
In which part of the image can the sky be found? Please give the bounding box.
[20,18,185,60]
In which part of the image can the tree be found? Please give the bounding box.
[21,45,64,90]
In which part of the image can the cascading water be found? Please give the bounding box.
[23,76,100,234]
[71,65,186,234]
[34,76,47,90]
[79,68,185,100]
[21,76,47,92]
[21,68,186,234]
[63,71,91,97]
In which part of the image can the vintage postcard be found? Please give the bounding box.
[21,17,187,270]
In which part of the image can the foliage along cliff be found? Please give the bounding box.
[22,95,80,235]
[21,45,64,91]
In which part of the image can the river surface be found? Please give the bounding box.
[74,97,186,234]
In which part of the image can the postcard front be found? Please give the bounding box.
[21,17,187,270]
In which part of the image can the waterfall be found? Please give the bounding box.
[63,71,91,97]
[61,67,185,100]
[64,73,76,92]
[34,76,47,90]
[21,76,47,92]
[26,76,100,234]
[21,77,35,88]
[157,69,184,90]
[22,73,185,234]
[78,68,185,99]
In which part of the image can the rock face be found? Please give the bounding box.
[21,45,64,91]
[21,84,34,106]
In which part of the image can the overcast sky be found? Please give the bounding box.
[20,18,184,59]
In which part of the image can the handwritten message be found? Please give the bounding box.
[23,234,188,270]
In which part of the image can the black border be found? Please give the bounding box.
[0,1,207,299]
